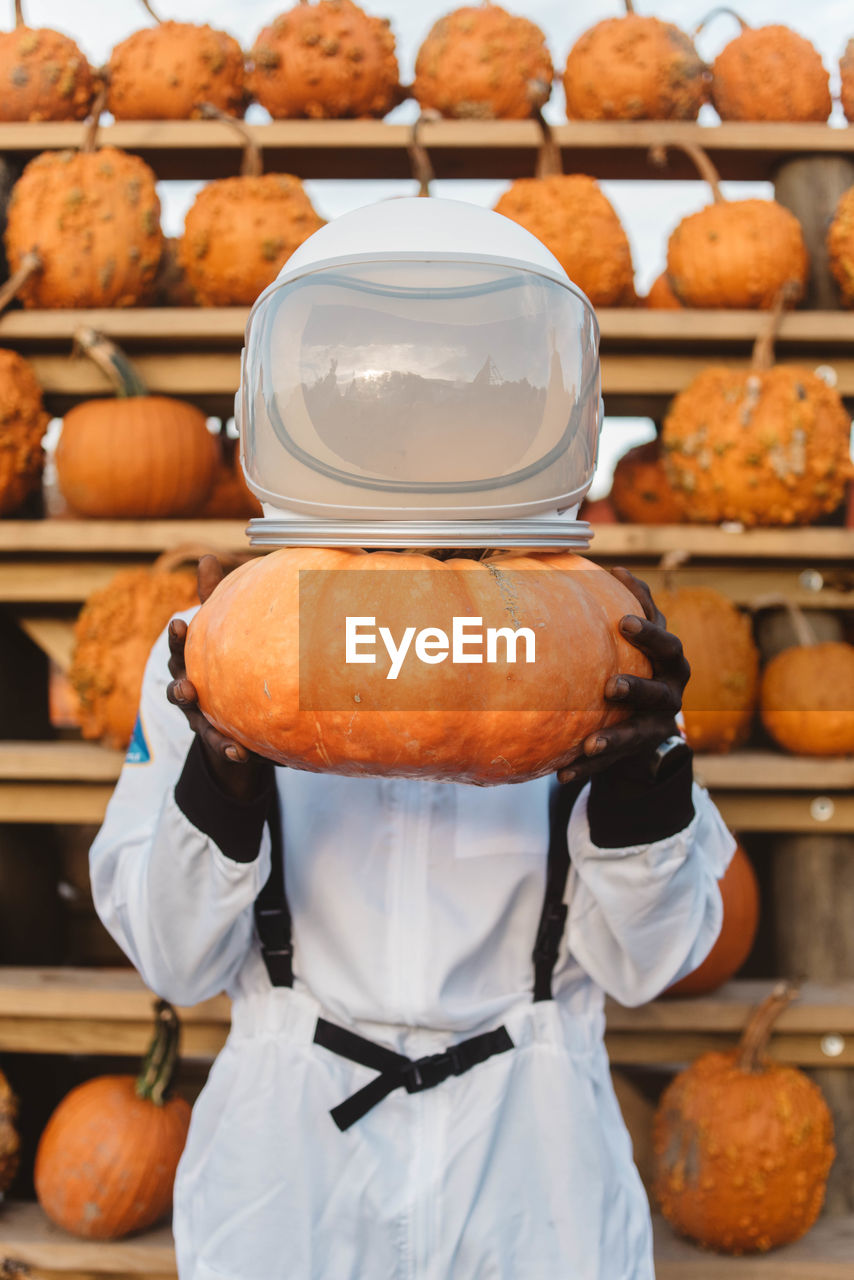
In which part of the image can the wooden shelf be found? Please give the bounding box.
[0,119,851,182]
[0,1203,849,1280]
[0,970,849,1066]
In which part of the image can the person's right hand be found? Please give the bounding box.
[167,554,270,801]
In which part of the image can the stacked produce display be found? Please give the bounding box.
[0,1,853,1274]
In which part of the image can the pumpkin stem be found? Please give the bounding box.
[693,7,750,37]
[408,112,437,198]
[197,102,262,178]
[751,593,819,648]
[649,142,725,204]
[81,83,107,155]
[14,0,24,29]
[736,982,799,1074]
[533,105,562,179]
[0,249,42,316]
[623,0,636,13]
[750,280,802,371]
[73,326,149,398]
[139,0,163,22]
[136,1000,181,1106]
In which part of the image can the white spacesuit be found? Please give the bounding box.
[90,199,735,1280]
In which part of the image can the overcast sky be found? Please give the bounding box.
[23,0,854,491]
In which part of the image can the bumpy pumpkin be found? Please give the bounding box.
[609,440,685,524]
[179,126,324,307]
[70,557,199,747]
[661,290,852,526]
[56,330,218,519]
[107,2,245,120]
[0,0,96,122]
[666,842,759,997]
[564,0,706,121]
[185,549,651,785]
[248,0,400,120]
[654,985,835,1253]
[35,1001,191,1240]
[760,605,854,755]
[661,144,808,310]
[655,586,758,753]
[189,434,262,519]
[4,147,163,309]
[0,1070,19,1195]
[644,272,683,309]
[414,3,552,120]
[842,39,854,123]
[703,13,831,122]
[495,174,633,307]
[0,348,48,516]
[828,185,854,310]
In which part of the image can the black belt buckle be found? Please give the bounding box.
[402,1045,463,1093]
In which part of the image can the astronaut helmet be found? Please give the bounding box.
[236,196,602,549]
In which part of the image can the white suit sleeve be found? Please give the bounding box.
[89,613,273,1006]
[566,782,736,1008]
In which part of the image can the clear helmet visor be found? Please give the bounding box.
[240,256,601,522]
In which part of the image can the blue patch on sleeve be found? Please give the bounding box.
[126,714,152,765]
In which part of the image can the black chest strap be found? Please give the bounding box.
[253,789,293,988]
[533,779,583,1002]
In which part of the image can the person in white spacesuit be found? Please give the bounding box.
[90,199,735,1280]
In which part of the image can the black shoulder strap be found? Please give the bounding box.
[253,788,293,987]
[533,780,583,1002]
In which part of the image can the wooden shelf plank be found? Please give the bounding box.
[0,119,851,182]
[653,1215,854,1279]
[0,743,125,781]
[0,520,252,553]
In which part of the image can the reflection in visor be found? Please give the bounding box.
[244,259,600,518]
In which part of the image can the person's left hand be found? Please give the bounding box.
[557,567,690,785]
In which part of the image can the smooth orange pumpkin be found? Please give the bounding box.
[653,985,835,1253]
[189,434,263,519]
[760,638,854,757]
[185,548,651,784]
[0,0,96,122]
[665,842,759,997]
[655,587,759,753]
[35,1001,191,1240]
[0,347,49,516]
[609,440,686,524]
[414,3,553,120]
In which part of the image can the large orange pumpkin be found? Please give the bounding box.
[653,985,835,1253]
[35,1001,191,1240]
[414,3,553,120]
[69,555,200,748]
[827,185,854,309]
[4,146,163,309]
[703,13,831,122]
[842,39,854,123]
[655,586,759,753]
[107,4,246,120]
[56,329,218,520]
[564,1,706,121]
[185,549,651,785]
[0,0,96,122]
[609,440,686,524]
[759,605,854,756]
[665,842,759,997]
[0,347,49,516]
[248,0,400,120]
[661,145,808,310]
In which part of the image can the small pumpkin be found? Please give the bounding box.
[55,330,218,519]
[564,0,706,122]
[655,585,759,753]
[842,39,854,123]
[653,984,835,1253]
[644,272,683,309]
[179,117,324,307]
[578,495,617,524]
[108,1,245,120]
[3,140,163,309]
[0,347,49,516]
[414,3,552,120]
[248,0,400,120]
[0,0,96,122]
[827,185,854,310]
[759,603,854,757]
[69,553,200,748]
[609,439,686,525]
[700,10,831,122]
[35,1001,191,1240]
[184,548,651,785]
[661,144,808,310]
[189,434,263,519]
[665,842,759,997]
